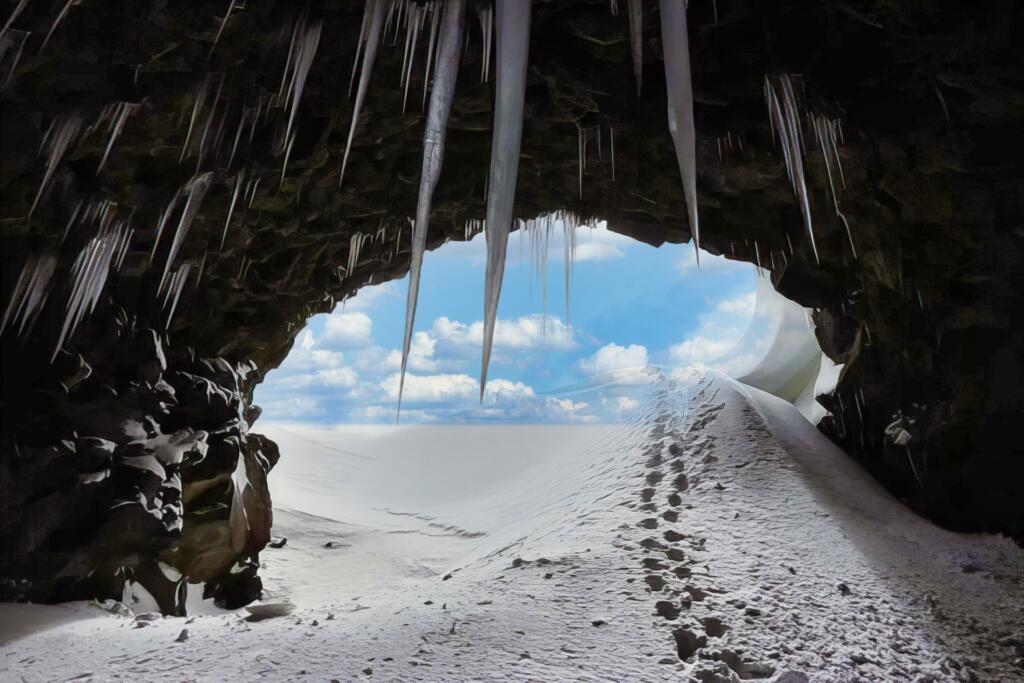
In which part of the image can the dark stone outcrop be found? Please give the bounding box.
[1,0,1022,609]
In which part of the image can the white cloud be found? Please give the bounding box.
[258,396,324,419]
[431,314,576,352]
[544,397,597,422]
[716,292,756,316]
[351,405,439,423]
[341,281,399,311]
[323,311,373,346]
[576,343,649,375]
[380,373,479,403]
[274,366,360,390]
[354,332,438,373]
[667,336,735,365]
[572,242,624,263]
[484,379,535,401]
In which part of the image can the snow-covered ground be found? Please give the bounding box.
[2,371,1023,681]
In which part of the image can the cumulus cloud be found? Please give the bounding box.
[716,292,756,316]
[667,336,736,365]
[275,366,360,390]
[576,343,649,375]
[354,332,438,373]
[572,242,625,263]
[323,311,373,346]
[341,281,399,311]
[432,314,576,352]
[258,396,323,419]
[380,373,478,403]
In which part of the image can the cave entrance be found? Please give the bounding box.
[244,221,816,607]
[255,222,764,426]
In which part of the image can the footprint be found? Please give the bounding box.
[667,493,682,507]
[655,600,681,620]
[701,616,728,637]
[639,518,659,529]
[662,510,679,522]
[672,627,707,660]
[644,575,666,591]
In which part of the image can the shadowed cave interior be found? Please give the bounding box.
[1,0,1022,629]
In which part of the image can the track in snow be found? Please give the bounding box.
[1,371,1022,681]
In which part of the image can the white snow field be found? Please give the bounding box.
[2,371,1023,682]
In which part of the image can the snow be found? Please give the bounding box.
[2,371,1022,680]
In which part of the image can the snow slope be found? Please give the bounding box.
[2,371,1022,681]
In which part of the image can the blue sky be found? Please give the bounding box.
[255,222,759,423]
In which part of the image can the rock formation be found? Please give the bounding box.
[1,0,1021,610]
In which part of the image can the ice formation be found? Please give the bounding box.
[340,0,387,188]
[398,0,466,415]
[480,0,531,399]
[765,73,819,262]
[660,0,701,264]
[626,0,643,96]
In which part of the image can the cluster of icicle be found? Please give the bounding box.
[765,74,855,263]
[2,0,704,407]
[395,0,701,414]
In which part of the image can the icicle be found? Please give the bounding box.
[151,190,183,263]
[97,103,137,175]
[478,3,493,83]
[400,4,423,113]
[164,262,192,327]
[350,0,373,97]
[480,0,530,400]
[222,171,244,249]
[1,28,28,92]
[194,73,224,172]
[340,0,386,188]
[398,0,466,416]
[813,114,856,258]
[284,18,322,149]
[577,124,583,199]
[180,74,215,164]
[0,0,29,43]
[30,112,83,217]
[52,227,127,361]
[39,0,74,53]
[0,253,57,339]
[422,3,442,111]
[610,126,616,181]
[159,173,214,294]
[660,0,701,265]
[766,74,818,263]
[247,176,260,207]
[208,0,237,61]
[626,0,643,97]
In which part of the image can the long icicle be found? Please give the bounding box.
[398,0,466,418]
[159,173,214,293]
[0,0,29,43]
[480,0,530,400]
[626,0,642,96]
[660,0,700,265]
[340,0,386,188]
[422,3,442,111]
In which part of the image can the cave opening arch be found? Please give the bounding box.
[1,0,1021,614]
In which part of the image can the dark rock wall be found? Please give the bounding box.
[1,0,1021,609]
